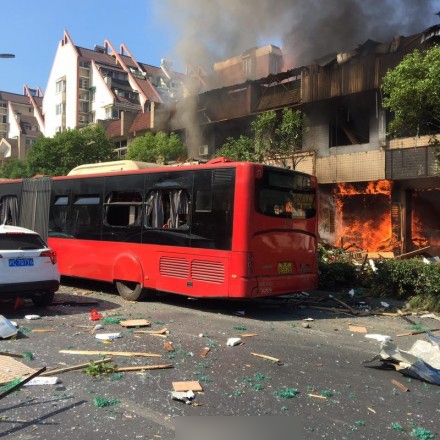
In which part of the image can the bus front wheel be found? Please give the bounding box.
[115,281,146,301]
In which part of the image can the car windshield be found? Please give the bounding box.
[0,234,46,250]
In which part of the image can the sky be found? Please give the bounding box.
[1,1,177,95]
[2,0,440,96]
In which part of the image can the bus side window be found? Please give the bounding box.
[104,191,142,227]
[0,195,19,225]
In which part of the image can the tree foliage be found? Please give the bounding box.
[0,125,115,178]
[215,108,306,167]
[0,158,31,179]
[26,125,115,176]
[126,131,186,164]
[382,45,440,138]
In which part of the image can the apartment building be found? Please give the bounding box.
[43,30,185,157]
[161,26,440,256]
[0,86,44,162]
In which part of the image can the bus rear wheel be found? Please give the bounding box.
[115,281,146,301]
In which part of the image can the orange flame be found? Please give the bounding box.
[333,180,395,252]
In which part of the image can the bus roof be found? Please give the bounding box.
[67,160,162,176]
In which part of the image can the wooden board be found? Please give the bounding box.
[119,319,151,328]
[172,381,203,392]
[0,355,37,385]
[348,324,368,333]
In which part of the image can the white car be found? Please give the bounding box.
[0,224,60,306]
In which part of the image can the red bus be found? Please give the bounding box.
[0,158,318,301]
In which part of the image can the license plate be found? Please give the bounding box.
[278,262,292,274]
[8,258,34,267]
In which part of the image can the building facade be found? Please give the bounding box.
[0,86,44,162]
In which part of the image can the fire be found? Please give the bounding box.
[333,180,395,252]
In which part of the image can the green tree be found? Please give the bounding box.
[0,158,31,179]
[27,125,115,176]
[382,45,440,138]
[126,131,186,164]
[215,108,307,167]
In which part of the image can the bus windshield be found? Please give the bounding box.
[255,168,316,219]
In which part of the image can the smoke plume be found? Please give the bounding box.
[154,0,440,70]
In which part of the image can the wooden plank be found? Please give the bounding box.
[31,329,56,333]
[348,324,368,333]
[172,381,203,392]
[391,379,410,392]
[59,349,161,357]
[115,364,173,372]
[250,352,280,362]
[40,358,112,376]
[200,347,210,357]
[163,342,174,352]
[239,333,259,338]
[0,352,23,359]
[119,319,150,328]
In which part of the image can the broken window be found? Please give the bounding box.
[49,195,69,235]
[104,191,142,227]
[329,105,370,147]
[144,189,190,230]
[71,194,101,239]
[0,195,19,226]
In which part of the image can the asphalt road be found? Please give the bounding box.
[0,279,439,440]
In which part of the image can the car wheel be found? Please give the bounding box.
[115,281,146,301]
[31,291,55,307]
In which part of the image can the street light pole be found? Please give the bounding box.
[0,54,15,58]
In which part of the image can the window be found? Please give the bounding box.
[105,108,119,119]
[243,56,252,76]
[56,79,66,93]
[79,92,89,101]
[71,194,101,239]
[79,78,89,89]
[255,169,316,219]
[0,115,6,123]
[49,195,69,236]
[55,103,65,115]
[104,191,142,227]
[79,61,90,68]
[79,101,89,113]
[144,189,190,229]
[0,195,19,225]
[0,102,7,108]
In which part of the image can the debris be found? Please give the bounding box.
[24,315,41,320]
[133,328,168,336]
[420,313,440,322]
[320,389,333,397]
[84,361,117,377]
[0,352,23,358]
[410,427,435,439]
[233,325,247,331]
[303,317,314,321]
[227,337,242,346]
[0,355,39,385]
[119,319,150,328]
[367,407,376,413]
[22,352,34,360]
[397,328,439,337]
[59,349,161,357]
[41,358,112,376]
[24,376,59,386]
[365,334,393,342]
[329,295,358,314]
[380,302,390,308]
[30,329,56,333]
[302,322,311,329]
[308,393,327,399]
[250,352,280,363]
[0,316,18,339]
[115,364,173,372]
[163,341,174,352]
[100,316,124,325]
[95,333,122,341]
[0,367,46,400]
[275,388,299,398]
[172,381,203,392]
[171,390,195,404]
[200,347,210,357]
[365,339,440,385]
[391,379,410,392]
[94,324,104,331]
[93,396,120,407]
[239,333,259,338]
[349,324,368,333]
[90,309,103,321]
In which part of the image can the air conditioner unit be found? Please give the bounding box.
[199,145,209,156]
[79,115,87,122]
